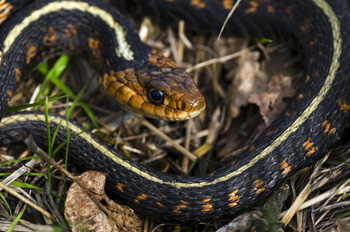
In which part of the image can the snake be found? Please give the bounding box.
[0,0,349,224]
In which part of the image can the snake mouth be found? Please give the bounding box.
[187,98,206,119]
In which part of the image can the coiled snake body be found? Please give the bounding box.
[0,0,349,224]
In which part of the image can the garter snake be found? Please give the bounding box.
[0,0,350,224]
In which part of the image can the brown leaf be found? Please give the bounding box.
[228,51,269,118]
[249,72,295,126]
[213,37,249,69]
[334,220,350,232]
[64,171,142,232]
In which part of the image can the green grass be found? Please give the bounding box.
[36,54,98,128]
[0,180,42,190]
[0,156,40,167]
[6,92,66,114]
[0,193,12,217]
[3,54,97,226]
[38,55,91,200]
[7,204,26,232]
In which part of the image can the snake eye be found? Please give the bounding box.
[147,88,165,105]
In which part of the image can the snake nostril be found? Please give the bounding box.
[177,100,187,110]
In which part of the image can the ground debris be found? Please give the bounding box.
[64,171,142,232]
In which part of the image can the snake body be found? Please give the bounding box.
[0,0,349,224]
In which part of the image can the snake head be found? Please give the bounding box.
[138,67,206,121]
[99,50,205,121]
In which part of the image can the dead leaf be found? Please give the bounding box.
[213,37,249,70]
[64,171,142,232]
[249,72,295,126]
[228,51,269,118]
[332,220,350,232]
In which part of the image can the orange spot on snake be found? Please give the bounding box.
[285,111,295,117]
[329,128,337,135]
[280,158,291,175]
[298,92,311,99]
[115,183,126,192]
[191,0,206,8]
[249,145,256,151]
[202,197,211,203]
[303,137,313,150]
[321,120,327,127]
[87,37,101,60]
[173,200,187,214]
[303,137,316,156]
[321,120,331,133]
[6,90,12,106]
[223,0,234,10]
[202,203,213,212]
[157,202,164,208]
[228,189,240,207]
[286,5,295,19]
[305,75,311,83]
[254,179,266,194]
[247,1,274,14]
[310,37,318,46]
[321,120,337,135]
[267,4,274,13]
[26,45,37,65]
[246,1,259,13]
[137,193,148,201]
[0,2,12,25]
[300,18,312,33]
[338,99,350,114]
[306,149,315,156]
[43,27,58,46]
[115,183,125,192]
[14,68,22,82]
